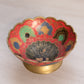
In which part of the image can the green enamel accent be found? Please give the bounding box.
[58,35,64,41]
[19,26,35,42]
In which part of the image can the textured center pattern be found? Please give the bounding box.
[26,41,59,62]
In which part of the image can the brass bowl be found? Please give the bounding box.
[7,17,76,74]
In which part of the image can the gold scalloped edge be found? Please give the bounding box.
[7,16,77,63]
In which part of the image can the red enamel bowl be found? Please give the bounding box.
[7,17,76,74]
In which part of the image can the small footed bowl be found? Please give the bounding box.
[7,17,76,74]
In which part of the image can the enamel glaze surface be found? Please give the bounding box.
[8,17,76,66]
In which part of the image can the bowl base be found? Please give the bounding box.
[23,61,63,74]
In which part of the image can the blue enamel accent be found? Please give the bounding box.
[43,58,46,61]
[65,45,71,51]
[14,42,20,49]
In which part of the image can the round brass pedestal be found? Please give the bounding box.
[23,61,63,74]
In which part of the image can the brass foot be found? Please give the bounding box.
[23,61,63,74]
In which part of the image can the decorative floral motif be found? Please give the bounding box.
[26,41,59,62]
[53,27,68,44]
[37,22,53,35]
[19,26,35,42]
[8,17,76,66]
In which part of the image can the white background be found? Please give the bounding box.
[0,0,84,84]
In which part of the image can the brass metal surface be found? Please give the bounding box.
[23,61,63,74]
